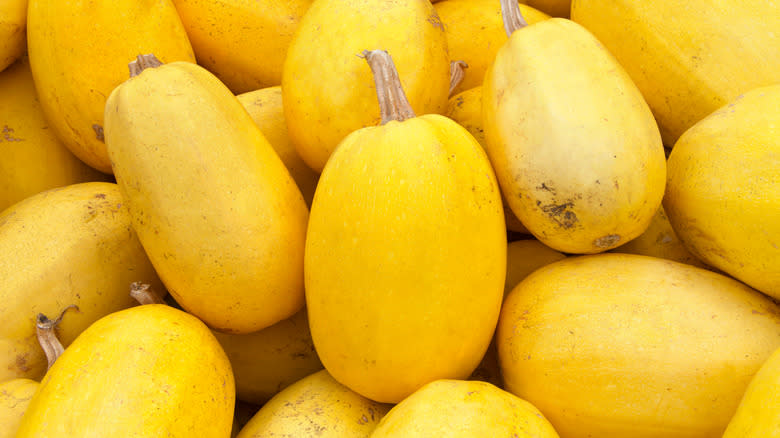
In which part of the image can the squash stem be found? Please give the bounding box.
[500,0,528,37]
[362,50,416,124]
[130,282,166,305]
[449,60,468,97]
[36,305,78,371]
[129,54,163,77]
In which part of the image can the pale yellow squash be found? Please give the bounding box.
[435,0,549,95]
[282,0,450,173]
[212,307,323,405]
[172,0,313,93]
[16,304,235,437]
[0,378,38,438]
[482,13,666,254]
[519,0,570,17]
[571,0,780,146]
[0,57,109,211]
[371,380,560,437]
[236,370,390,438]
[497,253,780,438]
[26,0,195,173]
[0,0,26,72]
[665,85,780,300]
[105,58,309,334]
[723,346,780,438]
[237,86,319,206]
[0,182,162,382]
[305,51,506,403]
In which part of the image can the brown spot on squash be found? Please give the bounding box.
[594,234,621,248]
[93,124,104,142]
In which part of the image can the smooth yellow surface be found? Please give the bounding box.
[0,378,38,438]
[504,239,565,296]
[0,57,109,211]
[237,86,319,206]
[497,253,780,438]
[105,61,309,334]
[435,0,549,95]
[306,114,506,403]
[16,304,235,437]
[371,379,560,437]
[0,182,162,382]
[172,0,313,93]
[213,308,323,405]
[236,370,390,438]
[482,18,666,254]
[520,0,570,17]
[282,0,450,172]
[723,346,780,437]
[665,85,780,300]
[26,0,195,173]
[0,0,26,71]
[612,206,707,269]
[571,0,780,146]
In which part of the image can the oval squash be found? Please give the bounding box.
[723,346,780,438]
[0,0,26,72]
[0,378,38,438]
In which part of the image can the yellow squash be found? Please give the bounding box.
[0,0,26,72]
[305,51,506,403]
[282,0,450,173]
[236,370,390,438]
[26,0,195,173]
[519,0,570,17]
[236,86,319,206]
[0,182,162,382]
[0,57,109,211]
[723,346,780,438]
[0,378,38,438]
[371,380,560,437]
[434,0,549,95]
[172,0,313,93]
[104,57,309,334]
[212,308,323,405]
[571,0,780,146]
[504,239,566,296]
[482,8,666,254]
[16,304,235,437]
[665,85,780,300]
[497,253,780,438]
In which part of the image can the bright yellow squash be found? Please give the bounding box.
[15,304,235,437]
[519,0,570,17]
[282,0,449,173]
[504,239,565,296]
[571,0,780,146]
[305,51,506,403]
[497,253,780,438]
[0,57,109,211]
[0,182,162,382]
[665,85,780,300]
[482,5,666,254]
[723,346,780,438]
[0,0,26,72]
[105,56,308,334]
[237,86,319,206]
[171,0,313,93]
[371,380,560,437]
[0,378,38,438]
[26,0,195,173]
[236,370,390,438]
[434,0,549,95]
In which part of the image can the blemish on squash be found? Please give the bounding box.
[594,234,621,248]
[93,124,104,142]
[2,125,23,142]
[427,12,444,31]
[15,353,30,372]
[539,201,578,229]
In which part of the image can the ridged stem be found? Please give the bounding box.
[362,50,416,124]
[129,54,163,77]
[449,60,468,97]
[500,0,528,37]
[36,305,78,371]
[130,282,166,305]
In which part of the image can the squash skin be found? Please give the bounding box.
[0,0,26,72]
[282,0,450,173]
[482,18,666,254]
[171,0,313,94]
[0,57,109,212]
[26,0,195,173]
[571,0,780,146]
[519,0,570,17]
[105,61,309,334]
[305,114,506,403]
[497,253,780,438]
[664,85,780,300]
[15,304,235,438]
[723,346,780,438]
[0,378,38,438]
[0,182,163,382]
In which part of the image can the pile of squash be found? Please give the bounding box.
[1,0,779,437]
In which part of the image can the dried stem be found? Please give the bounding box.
[362,50,416,124]
[500,0,528,37]
[36,305,79,371]
[130,282,166,305]
[129,54,163,77]
[449,61,468,97]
